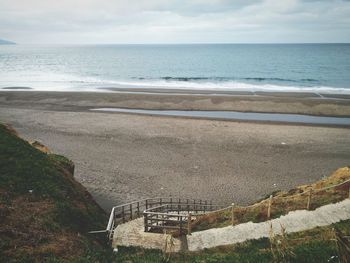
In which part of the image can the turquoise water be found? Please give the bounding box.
[0,44,350,93]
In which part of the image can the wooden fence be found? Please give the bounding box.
[143,202,224,235]
[105,178,350,239]
[106,197,220,239]
[193,178,350,232]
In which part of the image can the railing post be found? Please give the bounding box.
[267,195,273,219]
[137,202,140,217]
[122,206,125,223]
[188,213,192,235]
[160,198,162,206]
[307,189,312,210]
[130,204,133,220]
[179,216,183,236]
[204,200,207,213]
[144,213,148,232]
[231,203,235,226]
[146,199,148,210]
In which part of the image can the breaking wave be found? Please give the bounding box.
[0,71,348,94]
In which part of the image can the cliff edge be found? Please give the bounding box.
[0,124,111,262]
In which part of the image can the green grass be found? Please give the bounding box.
[113,239,336,263]
[114,220,349,263]
[0,124,111,262]
[0,125,74,200]
[0,124,106,231]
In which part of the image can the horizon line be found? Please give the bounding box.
[8,42,350,46]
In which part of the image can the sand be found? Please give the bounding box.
[1,90,350,211]
[1,90,350,116]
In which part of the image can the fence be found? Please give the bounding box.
[193,178,350,232]
[106,197,220,239]
[237,177,350,219]
[106,178,350,238]
[143,202,225,235]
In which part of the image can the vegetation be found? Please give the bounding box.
[0,123,112,262]
[115,220,350,262]
[192,167,350,232]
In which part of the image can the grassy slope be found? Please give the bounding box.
[192,167,350,231]
[115,219,350,262]
[0,124,112,262]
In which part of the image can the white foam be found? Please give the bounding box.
[0,71,349,95]
[110,79,350,94]
[0,70,109,92]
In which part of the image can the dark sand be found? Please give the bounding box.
[1,90,350,211]
[1,90,350,116]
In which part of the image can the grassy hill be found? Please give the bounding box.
[192,167,350,232]
[0,124,112,262]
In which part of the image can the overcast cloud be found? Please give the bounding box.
[0,0,349,44]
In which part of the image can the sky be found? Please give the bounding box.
[0,0,350,44]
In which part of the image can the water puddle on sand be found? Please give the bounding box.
[90,108,350,127]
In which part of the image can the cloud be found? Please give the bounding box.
[0,0,349,43]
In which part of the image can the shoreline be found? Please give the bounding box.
[101,87,350,99]
[1,90,350,118]
[2,87,350,98]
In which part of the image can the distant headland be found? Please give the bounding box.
[0,39,16,45]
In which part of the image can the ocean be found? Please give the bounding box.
[0,44,350,94]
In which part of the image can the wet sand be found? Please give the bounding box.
[1,90,350,211]
[1,90,350,116]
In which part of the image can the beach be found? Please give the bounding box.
[1,89,350,116]
[1,90,350,211]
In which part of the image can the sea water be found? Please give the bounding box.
[91,108,350,126]
[0,44,350,94]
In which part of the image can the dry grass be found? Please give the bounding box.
[192,167,350,232]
